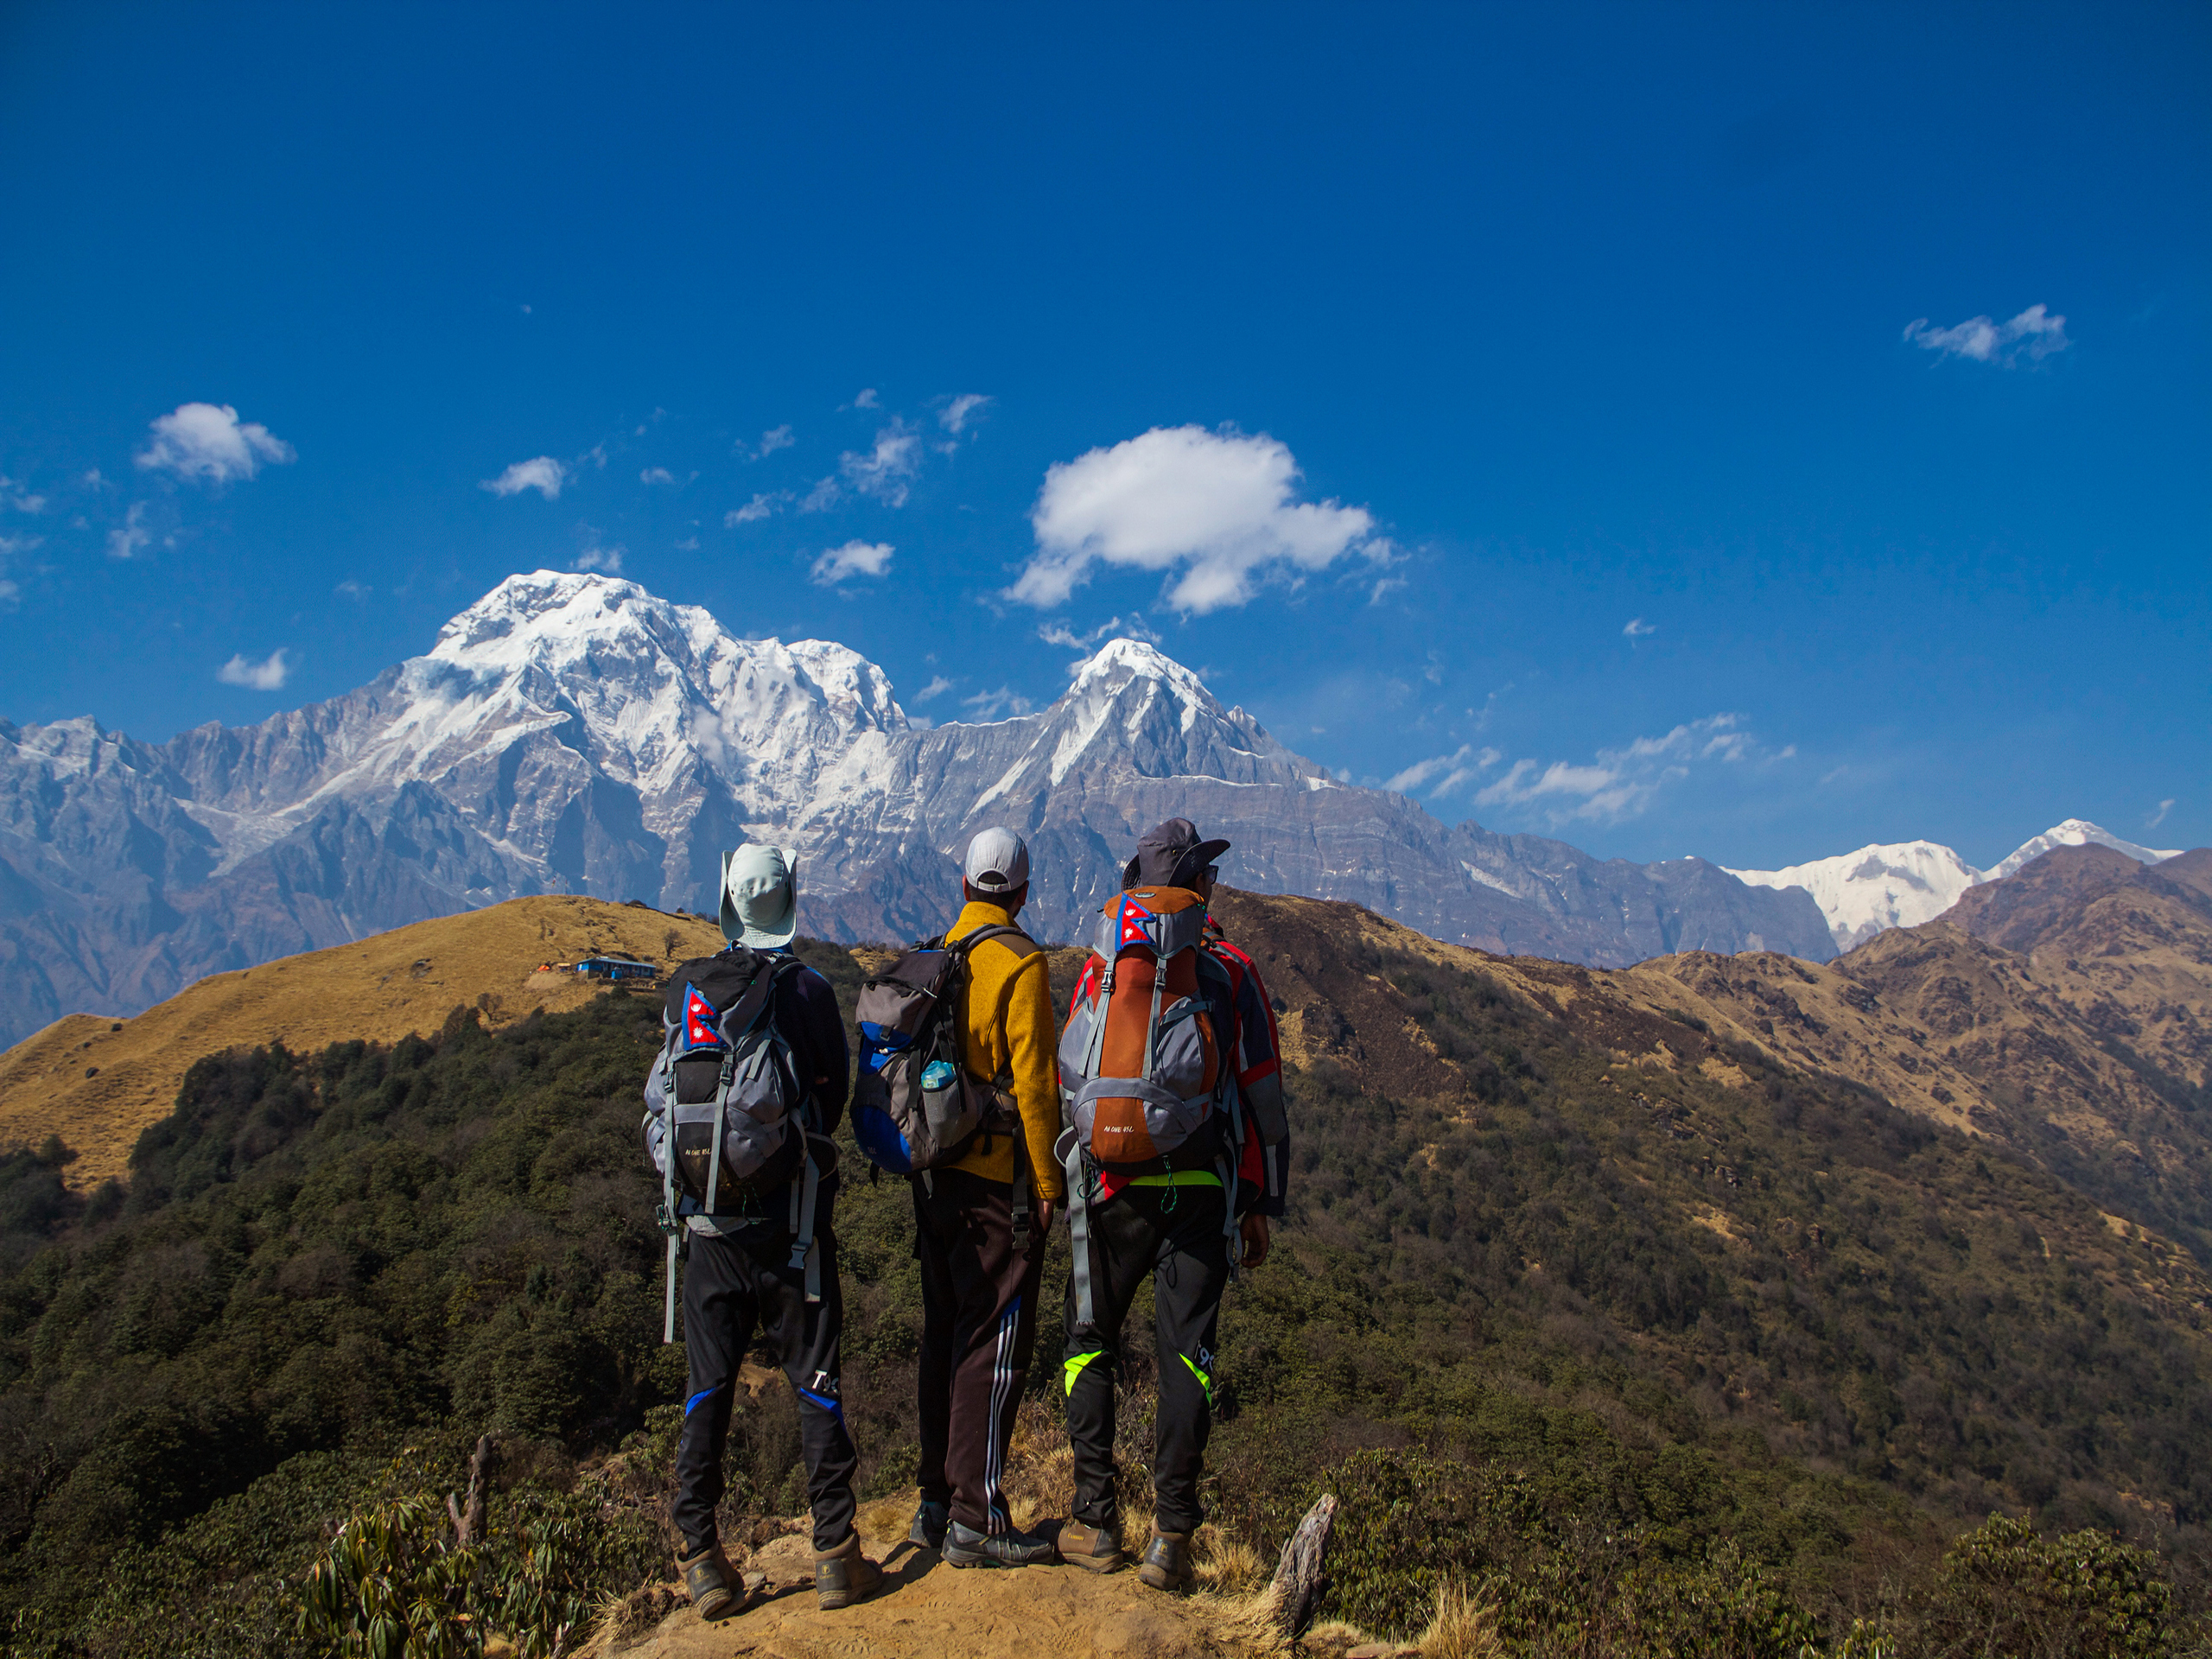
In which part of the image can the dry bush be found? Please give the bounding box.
[570,1581,682,1658]
[1417,1580,1503,1659]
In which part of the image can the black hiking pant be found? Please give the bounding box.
[914,1167,1047,1535]
[672,1194,857,1554]
[1063,1183,1230,1537]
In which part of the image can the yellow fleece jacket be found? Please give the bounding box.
[944,899,1066,1202]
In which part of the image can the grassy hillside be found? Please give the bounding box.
[1,893,2208,1653]
[0,895,725,1192]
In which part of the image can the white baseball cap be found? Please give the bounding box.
[721,844,800,947]
[962,827,1031,895]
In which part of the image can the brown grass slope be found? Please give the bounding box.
[1207,888,2212,1328]
[1471,847,2212,1262]
[0,895,724,1191]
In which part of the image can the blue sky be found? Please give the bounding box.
[2,1,2205,871]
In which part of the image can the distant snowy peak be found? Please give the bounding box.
[1986,817,2181,881]
[1068,638,1223,719]
[429,570,905,733]
[1728,841,1981,952]
[1735,819,2185,951]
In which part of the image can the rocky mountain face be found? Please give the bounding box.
[1730,819,2184,951]
[0,570,1834,1046]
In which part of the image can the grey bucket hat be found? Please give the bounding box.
[720,843,800,948]
[1121,817,1231,891]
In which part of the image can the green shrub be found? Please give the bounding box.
[297,1494,483,1659]
[1911,1513,2177,1659]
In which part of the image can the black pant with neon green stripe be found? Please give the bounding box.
[1062,1180,1230,1536]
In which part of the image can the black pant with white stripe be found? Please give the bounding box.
[672,1197,858,1554]
[913,1166,1047,1535]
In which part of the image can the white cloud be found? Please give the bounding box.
[0,531,43,558]
[939,394,992,435]
[809,539,895,585]
[841,421,922,506]
[1,475,45,513]
[1904,303,2070,366]
[640,467,677,486]
[758,424,794,456]
[799,477,841,513]
[962,685,1033,720]
[218,647,291,690]
[1624,617,1656,638]
[136,403,296,486]
[852,388,881,410]
[673,535,700,551]
[573,544,625,574]
[913,675,955,702]
[1384,744,1501,798]
[107,501,151,559]
[1472,714,1784,825]
[482,456,568,499]
[81,468,106,487]
[1012,425,1381,614]
[726,492,788,525]
[2149,798,2175,830]
[1369,575,1408,605]
[1039,613,1160,653]
[334,578,371,600]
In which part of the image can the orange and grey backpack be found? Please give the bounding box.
[1055,883,1243,1320]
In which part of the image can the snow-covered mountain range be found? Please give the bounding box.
[1729,819,2184,951]
[0,571,1838,1046]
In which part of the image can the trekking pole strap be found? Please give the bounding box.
[659,1054,681,1343]
[788,1150,823,1303]
[1058,1128,1096,1328]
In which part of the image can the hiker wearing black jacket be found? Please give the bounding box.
[1057,818,1291,1592]
[645,843,882,1618]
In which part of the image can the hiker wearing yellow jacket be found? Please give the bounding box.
[909,827,1069,1568]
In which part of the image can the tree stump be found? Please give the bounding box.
[1269,1492,1338,1638]
[446,1433,495,1547]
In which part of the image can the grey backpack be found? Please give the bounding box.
[849,925,1035,1177]
[643,948,821,1338]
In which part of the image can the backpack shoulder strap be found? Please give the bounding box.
[955,923,1039,963]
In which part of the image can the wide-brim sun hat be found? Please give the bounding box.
[721,843,800,947]
[1122,817,1232,891]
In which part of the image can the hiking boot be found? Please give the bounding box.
[1139,1530,1192,1592]
[677,1539,743,1621]
[909,1497,950,1552]
[815,1531,883,1610]
[1058,1519,1126,1573]
[942,1520,1058,1568]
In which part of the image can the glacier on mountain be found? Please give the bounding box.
[1732,818,2184,951]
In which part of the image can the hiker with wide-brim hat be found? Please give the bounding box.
[1054,819,1293,1590]
[645,843,884,1617]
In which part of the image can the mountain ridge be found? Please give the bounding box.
[0,571,1836,1044]
[1730,817,2184,951]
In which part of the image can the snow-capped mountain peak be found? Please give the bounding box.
[1734,818,2186,951]
[1728,840,1982,952]
[1069,638,1223,721]
[1986,818,2181,881]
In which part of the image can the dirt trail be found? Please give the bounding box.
[610,1498,1234,1659]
